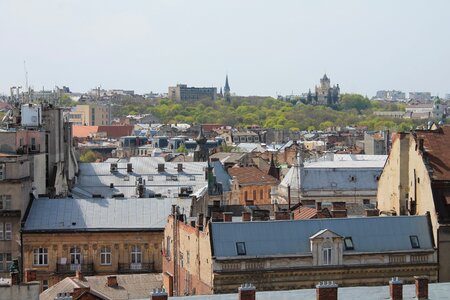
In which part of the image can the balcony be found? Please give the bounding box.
[118,262,155,273]
[56,263,94,274]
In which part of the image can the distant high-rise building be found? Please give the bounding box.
[69,103,110,126]
[224,75,231,102]
[168,84,217,101]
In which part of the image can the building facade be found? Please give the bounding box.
[377,126,450,281]
[163,213,437,296]
[69,104,110,126]
[168,84,217,101]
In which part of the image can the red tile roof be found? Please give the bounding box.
[73,125,134,139]
[228,166,279,186]
[417,126,450,181]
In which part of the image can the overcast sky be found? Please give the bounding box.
[1,0,449,97]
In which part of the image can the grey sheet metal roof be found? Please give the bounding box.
[166,282,450,300]
[23,197,190,232]
[210,216,433,257]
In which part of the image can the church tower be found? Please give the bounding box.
[224,75,231,102]
[194,125,209,162]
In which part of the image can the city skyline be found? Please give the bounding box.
[1,0,449,97]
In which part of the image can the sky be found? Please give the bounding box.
[1,0,449,97]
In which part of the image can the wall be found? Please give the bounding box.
[0,283,40,300]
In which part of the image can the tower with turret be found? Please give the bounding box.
[224,75,231,102]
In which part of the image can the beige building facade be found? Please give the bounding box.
[69,104,110,126]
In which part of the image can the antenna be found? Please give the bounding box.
[24,61,29,103]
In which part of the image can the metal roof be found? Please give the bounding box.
[165,282,450,300]
[23,197,191,231]
[210,216,433,257]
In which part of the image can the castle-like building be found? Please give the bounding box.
[307,74,340,105]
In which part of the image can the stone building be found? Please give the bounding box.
[168,84,217,101]
[377,126,450,281]
[69,103,110,126]
[162,213,437,296]
[308,74,340,106]
[22,197,188,290]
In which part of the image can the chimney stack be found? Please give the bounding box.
[274,211,291,220]
[365,208,380,217]
[107,275,118,287]
[242,211,251,222]
[10,272,19,285]
[75,270,84,281]
[150,288,168,300]
[331,202,347,218]
[389,277,403,300]
[316,202,322,212]
[197,213,204,230]
[127,163,133,173]
[24,269,37,282]
[316,281,338,300]
[415,276,429,300]
[223,212,233,222]
[239,283,256,300]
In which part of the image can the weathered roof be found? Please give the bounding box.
[23,197,190,232]
[166,282,450,300]
[41,273,162,300]
[417,126,450,181]
[73,125,134,139]
[210,216,433,257]
[228,167,278,186]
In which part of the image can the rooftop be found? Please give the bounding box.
[228,166,278,186]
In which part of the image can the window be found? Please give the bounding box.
[236,242,246,255]
[148,175,153,181]
[244,191,248,200]
[344,237,354,250]
[410,235,420,249]
[42,280,49,291]
[363,199,370,205]
[131,245,142,264]
[0,195,12,210]
[253,190,256,200]
[165,237,171,258]
[260,190,263,200]
[323,247,332,265]
[33,248,48,266]
[0,164,4,180]
[100,246,111,265]
[0,253,12,271]
[4,223,11,240]
[70,246,81,265]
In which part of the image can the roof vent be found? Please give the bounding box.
[110,163,118,172]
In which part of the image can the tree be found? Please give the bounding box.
[79,150,100,162]
[176,144,187,153]
[339,94,371,112]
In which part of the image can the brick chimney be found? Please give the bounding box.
[365,209,380,217]
[331,202,347,218]
[107,275,118,287]
[150,288,168,300]
[389,277,403,300]
[274,211,290,220]
[24,269,37,282]
[223,212,233,222]
[127,163,133,173]
[316,202,322,212]
[316,281,338,300]
[197,213,204,230]
[75,270,84,281]
[415,276,429,300]
[239,283,256,300]
[242,211,251,222]
[10,272,19,285]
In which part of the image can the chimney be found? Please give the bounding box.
[316,202,322,212]
[239,283,256,300]
[150,288,168,300]
[331,202,347,218]
[107,275,118,287]
[177,163,183,172]
[274,211,291,220]
[242,211,251,222]
[110,163,118,172]
[72,287,90,299]
[75,270,84,281]
[24,269,37,282]
[127,163,133,173]
[157,163,165,173]
[389,277,403,300]
[415,276,429,300]
[223,212,233,222]
[316,281,338,300]
[365,208,380,217]
[197,213,204,230]
[10,272,19,285]
[418,139,424,152]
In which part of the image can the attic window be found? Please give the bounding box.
[236,242,246,255]
[166,175,178,181]
[344,237,354,250]
[148,175,153,181]
[349,176,356,182]
[189,175,196,181]
[124,176,130,181]
[410,235,420,249]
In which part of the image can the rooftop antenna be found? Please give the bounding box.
[24,60,29,102]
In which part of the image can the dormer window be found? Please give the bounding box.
[410,235,420,249]
[344,237,354,250]
[236,242,246,255]
[323,247,332,265]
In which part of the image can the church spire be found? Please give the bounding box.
[224,74,231,102]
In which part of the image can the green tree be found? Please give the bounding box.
[176,144,187,153]
[339,94,371,112]
[79,150,99,162]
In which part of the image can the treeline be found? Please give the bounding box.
[112,94,426,131]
